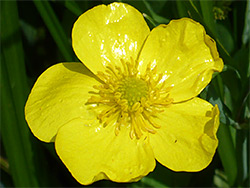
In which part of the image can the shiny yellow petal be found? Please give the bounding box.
[138,18,223,102]
[25,63,100,142]
[72,2,150,74]
[149,97,220,171]
[55,118,155,185]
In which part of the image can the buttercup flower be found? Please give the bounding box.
[25,2,223,185]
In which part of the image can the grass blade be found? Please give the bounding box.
[1,1,39,186]
[185,0,232,65]
[176,1,189,17]
[1,59,39,187]
[33,0,74,62]
[206,84,237,186]
[64,1,83,16]
[236,130,249,186]
[242,0,250,45]
[217,123,237,186]
[142,0,169,24]
[200,1,217,37]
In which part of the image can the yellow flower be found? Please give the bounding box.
[25,2,223,185]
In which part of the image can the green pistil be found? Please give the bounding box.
[118,77,148,107]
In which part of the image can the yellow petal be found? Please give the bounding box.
[72,2,150,74]
[149,97,220,171]
[25,63,100,142]
[55,118,155,185]
[138,18,223,102]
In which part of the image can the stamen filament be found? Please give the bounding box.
[87,58,173,139]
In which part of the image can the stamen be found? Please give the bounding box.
[87,57,173,139]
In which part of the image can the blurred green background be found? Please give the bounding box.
[1,0,249,187]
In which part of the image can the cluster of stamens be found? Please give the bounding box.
[87,57,173,139]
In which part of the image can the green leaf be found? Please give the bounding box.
[216,23,234,53]
[185,0,204,22]
[232,46,249,83]
[1,1,55,187]
[205,84,238,129]
[231,46,249,121]
[33,0,74,62]
[185,0,232,65]
[142,0,169,24]
[213,169,230,188]
[236,129,249,186]
[200,0,217,37]
[176,1,189,17]
[217,123,238,186]
[63,1,83,16]
[222,64,241,79]
[1,61,37,187]
[140,176,169,188]
[133,163,191,187]
[0,1,39,186]
[242,0,250,45]
[206,85,237,186]
[143,13,157,27]
[221,67,241,108]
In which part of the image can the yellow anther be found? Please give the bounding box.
[87,57,173,139]
[131,102,140,112]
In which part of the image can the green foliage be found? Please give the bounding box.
[0,0,249,187]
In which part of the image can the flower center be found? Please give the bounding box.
[118,77,148,108]
[87,58,173,139]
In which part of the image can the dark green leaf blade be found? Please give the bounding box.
[1,1,39,185]
[33,0,75,62]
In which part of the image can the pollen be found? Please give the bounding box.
[87,57,173,139]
